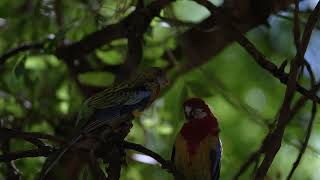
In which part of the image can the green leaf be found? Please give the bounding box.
[96,50,124,65]
[78,71,115,87]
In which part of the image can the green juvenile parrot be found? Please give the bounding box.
[40,67,168,179]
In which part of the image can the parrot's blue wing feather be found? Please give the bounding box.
[124,90,151,105]
[76,89,151,127]
[86,88,150,109]
[94,107,121,122]
[210,140,222,180]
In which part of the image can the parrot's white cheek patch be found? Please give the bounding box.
[192,108,208,119]
[185,106,192,116]
[195,112,207,119]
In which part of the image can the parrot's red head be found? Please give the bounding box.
[180,98,219,155]
[183,98,218,127]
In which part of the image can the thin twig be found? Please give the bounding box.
[0,43,44,64]
[287,93,317,180]
[1,137,22,179]
[123,141,177,174]
[233,150,262,180]
[254,0,305,177]
[275,14,320,31]
[194,0,320,106]
[0,127,66,144]
[286,58,317,179]
[301,1,320,54]
[193,0,320,178]
[55,0,174,61]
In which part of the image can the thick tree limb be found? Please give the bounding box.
[0,127,65,144]
[0,146,53,162]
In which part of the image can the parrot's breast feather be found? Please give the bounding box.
[180,117,218,155]
[174,134,221,180]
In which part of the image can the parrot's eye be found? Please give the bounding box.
[192,108,207,119]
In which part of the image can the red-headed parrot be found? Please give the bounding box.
[172,98,222,180]
[40,67,168,179]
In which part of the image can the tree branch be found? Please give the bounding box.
[55,0,174,62]
[0,127,66,144]
[0,43,44,64]
[123,141,178,176]
[286,56,317,179]
[255,1,320,177]
[0,146,53,162]
[192,0,320,106]
[193,0,320,179]
[286,89,317,180]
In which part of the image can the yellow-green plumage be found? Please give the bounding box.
[76,67,166,127]
[174,134,220,180]
[40,67,167,179]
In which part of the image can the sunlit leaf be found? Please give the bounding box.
[78,71,115,87]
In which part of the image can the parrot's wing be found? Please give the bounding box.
[75,88,151,127]
[75,103,94,127]
[210,139,222,180]
[85,87,151,109]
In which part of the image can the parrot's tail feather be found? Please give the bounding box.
[39,135,83,179]
[83,118,115,134]
[75,112,81,127]
[75,106,85,127]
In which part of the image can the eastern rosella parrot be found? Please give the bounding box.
[40,67,167,179]
[76,67,168,128]
[172,98,222,180]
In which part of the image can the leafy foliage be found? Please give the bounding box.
[1,0,320,180]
